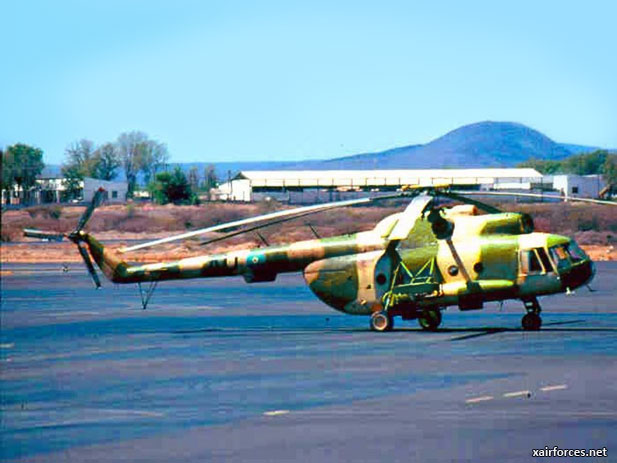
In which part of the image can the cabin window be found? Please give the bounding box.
[537,248,554,273]
[521,249,543,274]
[112,190,118,199]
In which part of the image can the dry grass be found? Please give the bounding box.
[2,201,616,263]
[1,202,397,243]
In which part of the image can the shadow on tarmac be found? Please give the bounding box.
[171,319,617,341]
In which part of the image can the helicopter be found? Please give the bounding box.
[24,186,612,332]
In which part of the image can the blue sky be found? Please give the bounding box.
[1,0,616,164]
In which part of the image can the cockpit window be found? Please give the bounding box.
[567,241,586,263]
[549,245,570,270]
[549,242,588,269]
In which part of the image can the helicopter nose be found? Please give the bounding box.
[560,258,595,290]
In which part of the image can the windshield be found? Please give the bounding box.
[567,241,587,262]
[549,241,587,270]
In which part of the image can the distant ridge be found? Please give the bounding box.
[42,122,607,180]
[304,121,573,170]
[202,121,595,177]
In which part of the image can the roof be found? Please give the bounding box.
[231,168,543,188]
[83,177,128,187]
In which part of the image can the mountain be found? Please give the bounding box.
[303,121,574,170]
[180,121,585,177]
[41,122,606,181]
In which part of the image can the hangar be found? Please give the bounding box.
[216,168,544,203]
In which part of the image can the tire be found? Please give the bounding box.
[370,311,393,332]
[418,309,442,331]
[522,313,542,331]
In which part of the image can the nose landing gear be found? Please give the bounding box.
[370,311,394,332]
[521,297,542,331]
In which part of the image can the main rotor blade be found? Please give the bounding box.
[198,209,332,247]
[387,194,433,241]
[453,190,617,206]
[77,243,101,288]
[120,193,402,253]
[440,191,502,213]
[75,188,106,232]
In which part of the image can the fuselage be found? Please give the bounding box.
[83,207,595,315]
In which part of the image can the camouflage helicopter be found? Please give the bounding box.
[25,186,612,332]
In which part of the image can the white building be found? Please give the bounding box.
[83,177,128,203]
[550,174,606,199]
[2,177,128,205]
[216,168,545,203]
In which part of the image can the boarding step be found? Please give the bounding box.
[386,282,440,305]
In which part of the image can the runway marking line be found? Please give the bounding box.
[540,384,568,392]
[264,410,290,416]
[503,390,531,398]
[465,396,494,404]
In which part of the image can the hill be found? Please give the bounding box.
[42,122,604,180]
[187,121,586,176]
[305,121,573,169]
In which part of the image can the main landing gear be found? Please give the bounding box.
[521,297,542,331]
[418,309,442,331]
[370,308,444,332]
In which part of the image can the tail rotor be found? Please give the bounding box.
[75,241,102,288]
[23,188,106,288]
[67,188,106,288]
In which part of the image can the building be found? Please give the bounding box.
[215,168,545,203]
[2,176,128,206]
[550,174,606,199]
[82,178,128,203]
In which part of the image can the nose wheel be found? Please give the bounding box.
[370,311,394,332]
[521,297,542,331]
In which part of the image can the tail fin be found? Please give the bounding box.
[80,232,131,283]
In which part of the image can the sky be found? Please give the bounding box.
[1,0,616,165]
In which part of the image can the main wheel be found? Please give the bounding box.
[370,311,394,332]
[418,309,442,331]
[522,312,542,331]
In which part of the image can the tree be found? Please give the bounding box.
[562,150,607,175]
[117,131,169,198]
[517,158,562,174]
[93,143,120,181]
[61,139,97,200]
[203,164,218,200]
[518,150,611,176]
[116,131,148,198]
[1,148,9,204]
[64,139,98,177]
[602,154,617,196]
[188,166,199,193]
[2,143,45,204]
[139,140,169,185]
[150,167,194,205]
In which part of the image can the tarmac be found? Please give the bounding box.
[1,262,616,462]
